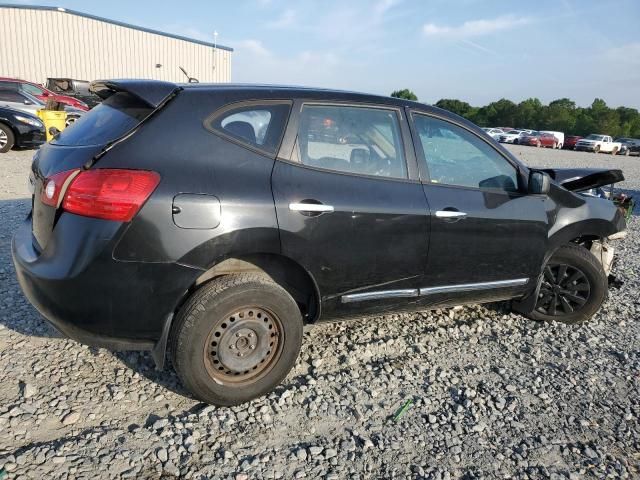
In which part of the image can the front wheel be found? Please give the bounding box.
[171,273,303,406]
[527,244,608,324]
[0,123,15,153]
[594,146,600,154]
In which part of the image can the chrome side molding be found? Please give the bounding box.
[341,278,528,303]
[341,289,419,303]
[419,278,529,295]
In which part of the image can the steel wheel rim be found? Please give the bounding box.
[204,306,283,385]
[536,264,591,316]
[0,129,7,148]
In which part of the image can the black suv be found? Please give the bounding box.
[13,80,626,405]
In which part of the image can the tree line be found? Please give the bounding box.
[390,90,640,138]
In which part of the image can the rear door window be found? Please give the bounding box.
[295,104,408,179]
[205,101,292,155]
[51,92,152,146]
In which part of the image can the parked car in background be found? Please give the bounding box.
[0,89,85,126]
[0,77,89,111]
[541,131,564,149]
[627,142,640,156]
[12,79,627,406]
[46,78,102,108]
[575,135,622,154]
[564,135,582,150]
[498,129,527,144]
[520,131,558,148]
[0,105,45,152]
[614,138,639,156]
[481,127,504,139]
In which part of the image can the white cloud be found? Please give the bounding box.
[267,9,296,29]
[603,42,640,66]
[237,39,271,57]
[423,15,531,38]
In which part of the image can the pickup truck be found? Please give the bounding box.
[575,134,622,154]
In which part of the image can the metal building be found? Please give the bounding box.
[0,4,232,84]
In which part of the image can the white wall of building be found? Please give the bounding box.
[0,5,232,84]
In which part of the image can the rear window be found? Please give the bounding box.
[51,92,152,146]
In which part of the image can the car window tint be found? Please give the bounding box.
[0,90,25,102]
[206,102,291,154]
[414,114,519,192]
[51,92,152,146]
[296,105,407,179]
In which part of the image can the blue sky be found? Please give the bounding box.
[10,0,640,108]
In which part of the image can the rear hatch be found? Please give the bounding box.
[30,80,179,250]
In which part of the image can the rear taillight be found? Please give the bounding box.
[61,169,160,222]
[41,169,80,207]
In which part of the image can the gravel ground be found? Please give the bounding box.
[0,145,638,479]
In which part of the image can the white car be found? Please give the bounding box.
[541,131,565,149]
[482,127,504,140]
[574,134,622,154]
[498,129,527,144]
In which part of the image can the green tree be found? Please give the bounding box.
[434,99,473,117]
[515,98,543,129]
[390,89,418,101]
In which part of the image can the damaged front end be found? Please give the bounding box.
[543,167,635,221]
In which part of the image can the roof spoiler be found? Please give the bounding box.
[89,79,181,108]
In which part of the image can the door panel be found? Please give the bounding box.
[272,161,430,318]
[422,184,547,286]
[410,111,549,300]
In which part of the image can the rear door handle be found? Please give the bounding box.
[289,202,334,213]
[435,210,467,218]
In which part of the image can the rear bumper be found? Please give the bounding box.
[12,214,202,351]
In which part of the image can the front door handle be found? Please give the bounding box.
[435,210,467,218]
[289,202,334,213]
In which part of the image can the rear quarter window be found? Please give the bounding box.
[204,101,292,155]
[51,92,152,146]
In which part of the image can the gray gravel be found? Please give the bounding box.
[0,145,638,479]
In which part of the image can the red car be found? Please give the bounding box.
[0,77,89,111]
[520,132,558,148]
[564,135,583,149]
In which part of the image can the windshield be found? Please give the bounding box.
[51,92,152,146]
[507,130,521,134]
[586,134,605,141]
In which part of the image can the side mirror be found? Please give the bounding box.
[529,170,550,195]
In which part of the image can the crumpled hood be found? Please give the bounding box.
[541,167,624,192]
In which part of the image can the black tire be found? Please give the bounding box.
[594,145,600,154]
[0,123,15,153]
[171,273,303,406]
[527,244,608,324]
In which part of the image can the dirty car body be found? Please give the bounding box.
[12,80,627,404]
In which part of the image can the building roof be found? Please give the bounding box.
[0,3,233,51]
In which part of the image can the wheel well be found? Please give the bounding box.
[570,234,601,250]
[0,120,17,138]
[189,254,320,324]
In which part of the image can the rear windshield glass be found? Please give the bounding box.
[51,92,151,146]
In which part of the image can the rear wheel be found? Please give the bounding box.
[536,140,541,147]
[527,244,608,324]
[171,273,303,406]
[0,123,15,153]
[611,147,618,155]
